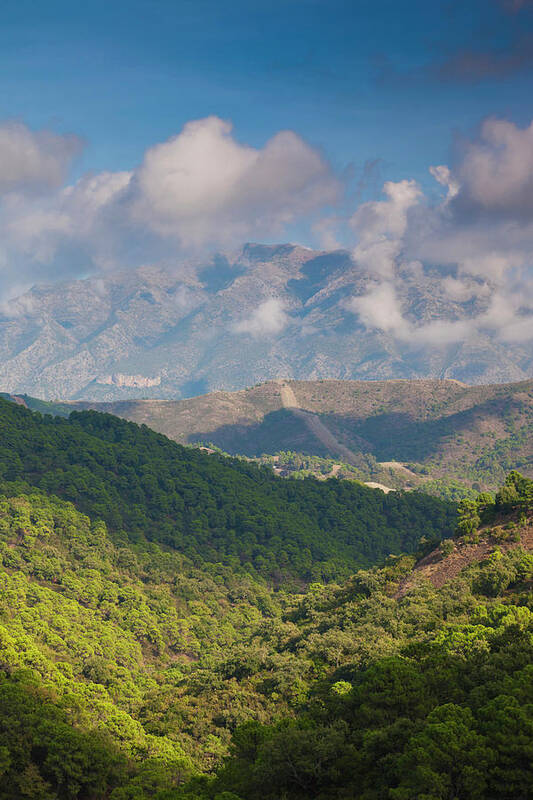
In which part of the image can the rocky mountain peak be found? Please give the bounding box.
[0,244,531,400]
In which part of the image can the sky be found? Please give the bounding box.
[2,0,532,183]
[0,0,532,343]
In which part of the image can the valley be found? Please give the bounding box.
[0,396,530,798]
[1,1,533,797]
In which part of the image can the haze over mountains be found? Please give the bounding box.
[1,243,531,402]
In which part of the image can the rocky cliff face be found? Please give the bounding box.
[98,373,162,388]
[0,243,531,400]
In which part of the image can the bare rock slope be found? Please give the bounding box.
[0,243,531,401]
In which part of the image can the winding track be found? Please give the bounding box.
[277,381,361,466]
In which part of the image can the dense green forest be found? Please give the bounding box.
[0,398,531,798]
[0,398,455,583]
[0,476,530,798]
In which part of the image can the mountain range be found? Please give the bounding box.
[0,243,531,401]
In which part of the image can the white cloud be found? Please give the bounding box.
[347,282,533,345]
[0,169,132,274]
[477,291,533,341]
[441,276,490,301]
[345,282,408,335]
[0,286,37,318]
[408,318,473,345]
[398,119,533,289]
[346,281,475,346]
[350,179,421,277]
[172,284,205,314]
[429,165,459,202]
[128,116,341,248]
[0,116,341,299]
[0,122,82,193]
[0,113,532,352]
[454,118,533,216]
[233,298,289,337]
[346,138,533,347]
[64,170,133,219]
[498,315,533,342]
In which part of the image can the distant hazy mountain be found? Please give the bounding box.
[0,243,531,400]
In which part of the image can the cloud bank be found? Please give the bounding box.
[0,116,340,300]
[0,114,531,347]
[345,117,533,344]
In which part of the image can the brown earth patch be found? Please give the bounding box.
[395,523,533,598]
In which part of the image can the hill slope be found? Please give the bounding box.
[0,474,530,799]
[55,377,533,492]
[0,244,531,401]
[0,398,455,583]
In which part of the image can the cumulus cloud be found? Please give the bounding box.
[0,116,341,299]
[233,298,289,338]
[0,122,82,193]
[349,180,421,277]
[128,116,340,248]
[347,280,533,345]
[0,169,133,282]
[344,120,533,345]
[345,282,408,335]
[428,165,459,202]
[451,118,533,217]
[0,112,532,350]
[345,281,472,345]
[395,118,533,299]
[478,291,533,341]
[441,276,490,302]
[171,284,206,315]
[395,118,533,312]
[345,279,478,346]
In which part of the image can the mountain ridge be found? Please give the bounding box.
[29,376,532,493]
[0,396,456,583]
[0,244,531,400]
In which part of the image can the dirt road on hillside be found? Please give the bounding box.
[277,381,361,466]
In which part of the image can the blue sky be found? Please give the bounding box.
[0,0,532,353]
[2,0,532,191]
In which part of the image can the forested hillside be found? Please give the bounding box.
[0,472,531,799]
[0,398,455,583]
[202,474,533,800]
[0,489,285,786]
[49,377,533,494]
